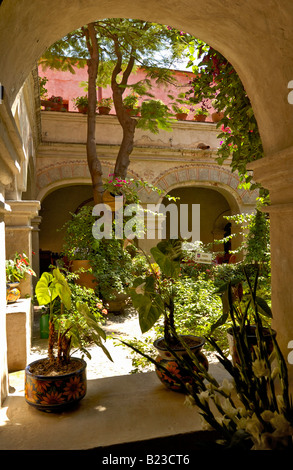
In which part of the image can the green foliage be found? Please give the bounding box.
[38,76,48,98]
[35,268,112,363]
[72,95,88,108]
[185,41,265,193]
[61,205,95,260]
[61,205,134,302]
[35,268,71,311]
[136,99,173,133]
[90,237,133,301]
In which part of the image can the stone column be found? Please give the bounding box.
[4,200,41,297]
[248,147,293,369]
[31,215,42,289]
[0,196,10,405]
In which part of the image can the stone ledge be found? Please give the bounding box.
[1,365,228,450]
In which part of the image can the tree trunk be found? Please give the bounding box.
[85,23,103,204]
[111,38,137,179]
[114,115,136,178]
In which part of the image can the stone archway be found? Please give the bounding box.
[36,159,140,202]
[1,0,293,391]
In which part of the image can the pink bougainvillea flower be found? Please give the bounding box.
[221,124,231,133]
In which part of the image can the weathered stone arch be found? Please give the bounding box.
[142,164,258,212]
[36,159,140,201]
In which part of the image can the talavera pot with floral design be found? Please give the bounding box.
[153,335,208,392]
[25,358,87,412]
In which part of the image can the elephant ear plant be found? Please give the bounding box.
[34,268,112,374]
[130,239,183,346]
[125,239,209,392]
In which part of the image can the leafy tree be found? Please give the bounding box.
[40,19,191,203]
[185,40,265,194]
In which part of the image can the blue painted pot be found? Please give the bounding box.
[25,357,87,412]
[153,335,208,392]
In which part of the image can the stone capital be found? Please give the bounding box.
[248,146,293,205]
[4,200,40,227]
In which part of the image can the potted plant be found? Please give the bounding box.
[61,206,98,289]
[172,105,190,120]
[6,252,36,302]
[97,97,113,114]
[166,281,293,450]
[194,106,209,122]
[25,268,112,412]
[128,239,208,391]
[72,95,89,114]
[212,265,275,365]
[61,205,134,313]
[211,99,225,122]
[42,95,66,111]
[102,173,142,208]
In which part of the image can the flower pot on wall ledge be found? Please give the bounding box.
[6,282,21,303]
[194,114,207,122]
[153,335,208,392]
[211,111,224,123]
[41,100,67,112]
[77,105,88,114]
[227,325,277,365]
[25,357,87,412]
[71,260,97,289]
[175,112,188,120]
[98,106,111,115]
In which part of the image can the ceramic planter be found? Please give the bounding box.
[77,105,88,114]
[175,112,188,120]
[227,325,277,365]
[6,282,21,303]
[194,114,207,122]
[98,106,111,115]
[71,260,97,289]
[25,357,87,412]
[211,111,224,122]
[102,190,124,211]
[153,335,208,392]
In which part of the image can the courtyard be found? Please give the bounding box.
[1,0,293,455]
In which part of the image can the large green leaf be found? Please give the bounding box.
[35,269,71,309]
[138,296,164,333]
[35,272,56,305]
[150,246,180,278]
[129,275,164,333]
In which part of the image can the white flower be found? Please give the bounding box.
[218,378,234,396]
[197,390,210,405]
[244,413,264,441]
[216,416,231,427]
[271,366,280,380]
[252,358,270,378]
[270,413,292,437]
[184,395,196,408]
[221,398,238,418]
[261,410,275,422]
[276,395,285,409]
[135,282,145,295]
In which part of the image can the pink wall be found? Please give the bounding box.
[38,64,213,120]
